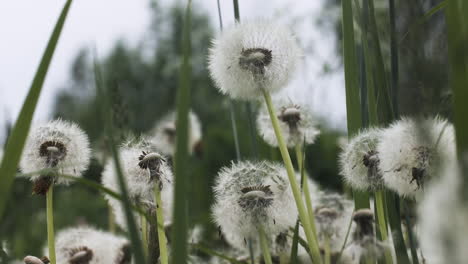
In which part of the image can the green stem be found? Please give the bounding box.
[141,214,148,257]
[375,190,393,264]
[46,185,56,264]
[324,236,331,264]
[108,205,115,233]
[155,185,169,264]
[294,144,317,236]
[258,226,273,264]
[262,89,322,264]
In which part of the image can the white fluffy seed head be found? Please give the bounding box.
[314,192,355,252]
[208,19,302,100]
[212,161,297,254]
[339,128,384,191]
[257,98,320,147]
[49,226,131,264]
[19,119,91,185]
[377,116,456,198]
[101,138,173,229]
[418,162,468,263]
[150,110,202,157]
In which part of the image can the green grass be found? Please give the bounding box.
[171,1,193,263]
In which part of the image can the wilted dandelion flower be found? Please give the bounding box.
[418,163,468,263]
[208,20,302,100]
[339,128,384,191]
[102,138,173,229]
[377,116,456,198]
[257,99,320,147]
[212,161,297,254]
[49,226,131,264]
[20,119,91,195]
[150,110,202,157]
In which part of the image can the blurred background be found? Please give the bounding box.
[0,0,449,258]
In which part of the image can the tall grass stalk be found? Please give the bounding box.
[262,89,322,264]
[341,0,371,210]
[323,236,331,264]
[94,54,146,264]
[374,191,392,264]
[446,0,468,198]
[0,0,73,219]
[258,226,273,264]
[154,186,169,264]
[294,144,317,236]
[46,184,56,264]
[171,0,192,262]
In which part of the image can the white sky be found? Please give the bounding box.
[0,0,346,144]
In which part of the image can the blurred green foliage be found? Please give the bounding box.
[1,2,345,259]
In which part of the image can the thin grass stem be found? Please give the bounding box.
[324,236,331,264]
[155,185,169,264]
[46,185,56,264]
[294,144,317,236]
[262,88,322,264]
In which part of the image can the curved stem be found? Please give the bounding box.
[262,89,322,264]
[294,144,317,236]
[258,226,273,264]
[155,186,168,264]
[375,190,393,264]
[46,185,56,264]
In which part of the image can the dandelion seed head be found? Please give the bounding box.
[101,138,173,229]
[314,192,355,252]
[23,256,49,264]
[212,161,297,252]
[20,119,91,187]
[51,226,131,264]
[339,128,384,191]
[257,98,320,147]
[377,116,456,198]
[150,110,202,156]
[418,163,468,263]
[208,19,302,100]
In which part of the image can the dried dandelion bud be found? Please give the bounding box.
[212,161,297,254]
[150,110,202,157]
[377,116,456,198]
[208,20,302,100]
[51,226,130,264]
[101,138,173,230]
[340,128,384,191]
[257,99,320,147]
[19,119,91,195]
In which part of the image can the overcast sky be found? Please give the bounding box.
[0,0,346,144]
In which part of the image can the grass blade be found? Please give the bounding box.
[400,1,447,43]
[0,0,73,220]
[171,1,192,263]
[341,0,370,209]
[94,55,146,264]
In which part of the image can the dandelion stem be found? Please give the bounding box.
[108,205,115,233]
[294,144,317,237]
[154,185,169,264]
[141,214,148,257]
[258,225,273,264]
[324,236,331,264]
[375,190,393,264]
[46,184,56,264]
[262,88,322,264]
